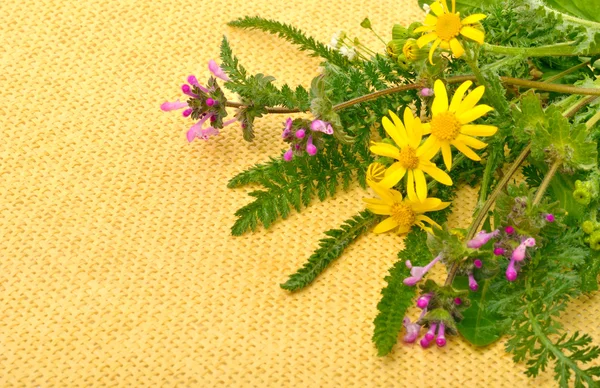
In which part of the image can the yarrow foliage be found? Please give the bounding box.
[161,0,600,385]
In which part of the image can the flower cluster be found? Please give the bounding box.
[161,60,237,142]
[281,118,334,161]
[364,80,497,235]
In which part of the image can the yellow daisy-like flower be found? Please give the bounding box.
[363,180,450,234]
[414,0,487,64]
[420,80,498,170]
[370,108,453,202]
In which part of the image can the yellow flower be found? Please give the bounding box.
[370,108,453,202]
[420,80,498,170]
[414,0,487,64]
[366,162,386,183]
[363,180,450,234]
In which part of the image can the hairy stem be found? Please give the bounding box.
[483,42,589,57]
[533,159,562,206]
[445,144,532,285]
[545,60,591,84]
[562,96,599,119]
[586,109,600,130]
[225,101,302,113]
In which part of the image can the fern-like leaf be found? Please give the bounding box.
[280,211,378,291]
[228,16,350,68]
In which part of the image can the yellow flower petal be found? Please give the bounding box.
[442,142,453,170]
[423,13,438,26]
[430,1,445,16]
[439,41,450,50]
[381,116,408,148]
[420,162,453,185]
[421,122,432,135]
[457,85,485,115]
[373,217,400,233]
[367,179,396,203]
[407,170,418,201]
[403,108,422,148]
[378,163,407,188]
[432,80,449,115]
[411,198,442,213]
[461,13,487,25]
[449,80,473,112]
[396,225,411,235]
[388,110,409,139]
[363,198,387,206]
[460,124,498,137]
[449,38,465,57]
[460,26,485,44]
[370,142,401,158]
[428,38,442,65]
[414,25,436,33]
[366,203,392,215]
[457,134,488,149]
[414,168,428,202]
[417,135,441,160]
[451,139,481,160]
[416,214,442,229]
[417,32,438,48]
[457,104,494,124]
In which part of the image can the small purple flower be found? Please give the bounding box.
[473,259,483,268]
[283,148,294,162]
[402,317,421,343]
[310,119,334,135]
[454,297,462,305]
[295,129,306,139]
[206,98,217,107]
[161,100,189,112]
[181,84,198,98]
[545,213,555,223]
[493,247,505,256]
[416,293,433,309]
[282,118,293,139]
[435,322,447,347]
[306,136,317,156]
[187,75,210,93]
[468,272,478,291]
[512,237,536,262]
[506,258,518,282]
[423,322,437,343]
[420,88,434,97]
[208,59,230,81]
[505,226,515,234]
[467,229,500,249]
[403,254,442,286]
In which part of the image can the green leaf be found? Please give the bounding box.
[228,16,350,68]
[538,0,600,23]
[532,107,598,171]
[455,276,505,347]
[513,91,546,144]
[373,230,431,356]
[280,211,378,291]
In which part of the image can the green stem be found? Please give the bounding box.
[527,305,596,387]
[474,147,500,213]
[532,158,562,206]
[445,144,532,285]
[225,101,301,114]
[586,109,600,130]
[483,42,588,57]
[545,60,591,83]
[563,96,599,119]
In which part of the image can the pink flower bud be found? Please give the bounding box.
[295,129,306,139]
[505,226,515,234]
[473,259,483,268]
[283,149,293,162]
[493,247,505,256]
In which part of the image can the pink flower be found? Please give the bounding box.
[416,293,433,309]
[467,229,499,249]
[403,254,442,286]
[208,59,230,81]
[283,148,294,162]
[310,119,334,135]
[403,317,421,343]
[420,88,434,97]
[306,136,317,156]
[468,272,478,291]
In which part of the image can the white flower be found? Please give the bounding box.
[339,46,357,60]
[423,3,430,14]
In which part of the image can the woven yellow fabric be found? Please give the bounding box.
[1,0,599,386]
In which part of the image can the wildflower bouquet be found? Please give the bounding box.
[162,0,600,385]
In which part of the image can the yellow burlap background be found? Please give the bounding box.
[1,0,599,386]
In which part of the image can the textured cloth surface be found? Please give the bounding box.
[1,0,599,386]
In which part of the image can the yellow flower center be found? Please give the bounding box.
[403,41,418,60]
[430,111,462,141]
[398,147,420,169]
[435,13,462,41]
[391,202,416,227]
